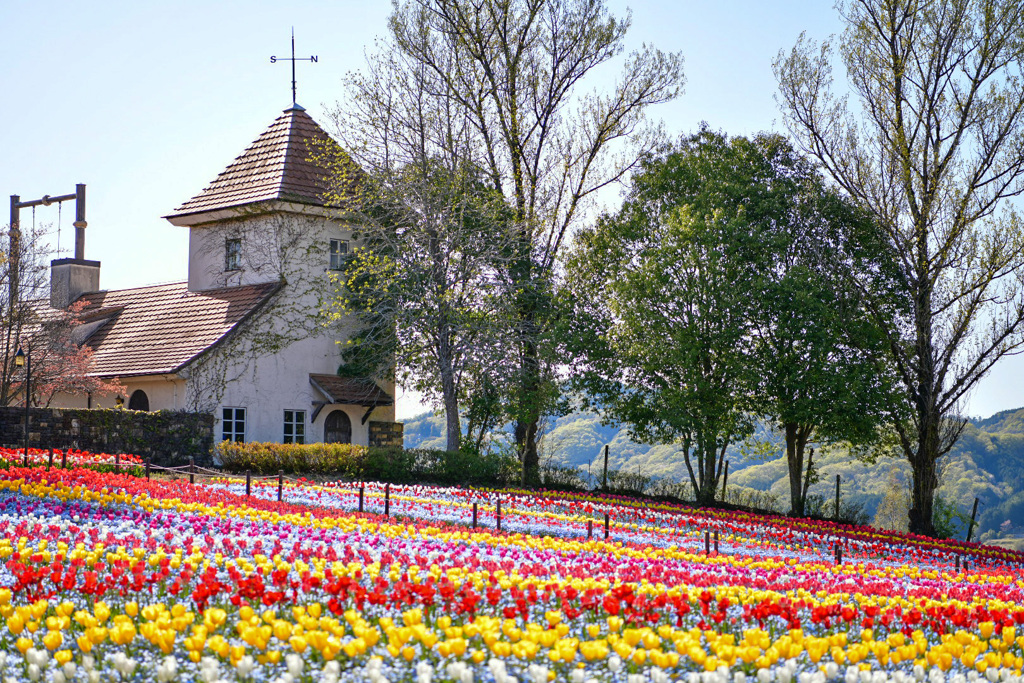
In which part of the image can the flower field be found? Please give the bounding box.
[0,447,143,471]
[0,467,1020,682]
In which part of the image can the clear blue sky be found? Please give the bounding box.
[0,0,1018,419]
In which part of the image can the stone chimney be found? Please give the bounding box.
[50,258,100,308]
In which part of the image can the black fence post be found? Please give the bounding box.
[714,530,719,554]
[277,471,283,502]
[587,519,593,539]
[384,483,390,517]
[60,449,66,469]
[496,499,501,531]
[721,461,729,501]
[245,470,251,497]
[955,555,960,572]
[604,512,610,539]
[705,531,711,554]
[47,448,53,471]
[114,453,120,473]
[189,458,194,485]
[358,486,364,513]
[145,458,150,480]
[965,497,980,543]
[472,502,478,528]
[602,444,609,490]
[835,542,842,565]
[834,475,841,521]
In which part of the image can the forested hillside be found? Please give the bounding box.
[403,408,1024,547]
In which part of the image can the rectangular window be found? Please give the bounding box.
[329,239,348,271]
[225,238,242,271]
[283,410,306,444]
[222,407,246,443]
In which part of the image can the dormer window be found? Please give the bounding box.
[225,238,241,271]
[329,239,348,271]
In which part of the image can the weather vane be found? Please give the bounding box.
[270,28,317,106]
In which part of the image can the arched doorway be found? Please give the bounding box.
[128,390,149,411]
[324,410,352,444]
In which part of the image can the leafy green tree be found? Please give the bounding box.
[565,130,898,511]
[330,0,684,484]
[775,0,1024,535]
[746,138,902,517]
[564,131,769,506]
[327,160,515,454]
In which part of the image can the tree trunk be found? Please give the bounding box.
[908,253,939,537]
[785,423,814,517]
[443,395,461,453]
[785,422,803,517]
[437,332,462,453]
[909,412,940,536]
[694,436,718,507]
[515,274,543,487]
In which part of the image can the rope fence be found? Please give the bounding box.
[16,452,1001,575]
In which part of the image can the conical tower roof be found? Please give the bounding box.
[166,105,337,220]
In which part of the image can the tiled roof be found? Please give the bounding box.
[74,281,281,377]
[166,105,337,218]
[309,374,393,407]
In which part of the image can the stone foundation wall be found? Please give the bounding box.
[368,420,404,448]
[0,407,214,467]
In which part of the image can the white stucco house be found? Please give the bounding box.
[45,104,402,447]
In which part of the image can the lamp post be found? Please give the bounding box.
[14,348,29,461]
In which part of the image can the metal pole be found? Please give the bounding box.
[61,449,66,469]
[47,448,53,470]
[384,483,390,517]
[73,184,86,260]
[472,502,477,528]
[604,512,610,539]
[496,499,501,531]
[834,474,841,521]
[23,353,29,465]
[9,195,19,312]
[965,497,980,543]
[277,471,283,501]
[189,458,194,485]
[358,486,364,512]
[245,470,251,497]
[714,530,719,554]
[705,531,710,554]
[602,445,609,490]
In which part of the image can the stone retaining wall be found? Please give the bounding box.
[0,407,214,467]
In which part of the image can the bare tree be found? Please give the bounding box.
[775,0,1024,535]
[0,223,121,407]
[320,38,517,453]
[330,0,684,482]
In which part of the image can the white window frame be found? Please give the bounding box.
[225,238,242,272]
[222,407,246,443]
[283,409,306,444]
[329,239,348,271]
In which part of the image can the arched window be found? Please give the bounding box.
[324,410,352,444]
[128,390,149,412]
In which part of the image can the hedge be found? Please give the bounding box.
[217,441,520,487]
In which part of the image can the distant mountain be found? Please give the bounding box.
[401,408,1024,546]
